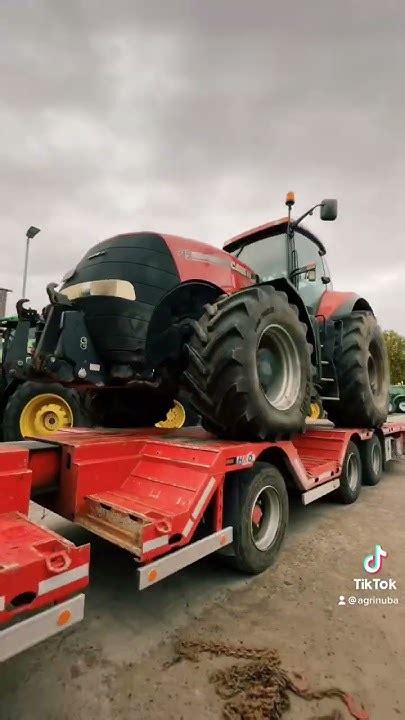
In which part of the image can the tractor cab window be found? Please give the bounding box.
[231,233,288,282]
[293,231,326,310]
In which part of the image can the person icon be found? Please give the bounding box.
[338,595,346,606]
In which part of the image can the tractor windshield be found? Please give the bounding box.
[232,233,288,282]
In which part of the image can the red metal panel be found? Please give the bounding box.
[0,446,32,515]
[163,234,254,293]
[0,512,89,627]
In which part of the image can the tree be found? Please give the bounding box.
[383,330,405,384]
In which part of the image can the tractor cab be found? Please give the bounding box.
[223,193,337,314]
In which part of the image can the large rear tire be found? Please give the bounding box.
[324,312,389,427]
[183,286,313,441]
[3,381,84,441]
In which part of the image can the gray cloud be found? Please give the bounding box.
[0,0,404,330]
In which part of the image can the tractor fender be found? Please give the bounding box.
[145,279,224,367]
[317,290,373,320]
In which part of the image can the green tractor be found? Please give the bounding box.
[389,384,405,414]
[0,303,193,441]
[0,306,80,440]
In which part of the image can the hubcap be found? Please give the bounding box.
[371,443,381,475]
[155,400,186,429]
[398,400,405,413]
[347,453,359,491]
[20,394,74,438]
[257,324,301,411]
[250,485,281,551]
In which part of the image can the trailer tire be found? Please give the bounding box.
[360,434,383,486]
[332,441,362,504]
[222,462,289,574]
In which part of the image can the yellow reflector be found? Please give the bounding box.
[148,569,158,583]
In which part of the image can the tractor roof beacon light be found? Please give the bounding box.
[285,191,295,242]
[22,226,41,298]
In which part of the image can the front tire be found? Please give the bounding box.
[222,462,289,574]
[183,286,313,441]
[325,312,389,428]
[3,381,83,441]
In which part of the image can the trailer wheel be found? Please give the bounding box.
[360,434,383,486]
[222,462,289,574]
[333,441,362,504]
[3,381,84,441]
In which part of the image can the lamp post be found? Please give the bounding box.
[22,226,41,297]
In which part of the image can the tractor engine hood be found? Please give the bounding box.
[60,232,181,371]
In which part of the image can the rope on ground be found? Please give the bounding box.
[174,639,369,720]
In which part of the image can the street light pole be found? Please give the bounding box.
[22,226,41,297]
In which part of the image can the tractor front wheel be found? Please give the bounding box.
[3,382,84,441]
[183,286,313,441]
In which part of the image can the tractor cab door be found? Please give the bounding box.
[292,231,329,313]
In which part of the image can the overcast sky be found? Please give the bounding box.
[0,0,404,331]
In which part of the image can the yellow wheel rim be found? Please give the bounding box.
[155,400,186,429]
[19,393,74,438]
[309,402,321,420]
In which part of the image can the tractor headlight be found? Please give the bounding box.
[61,279,136,301]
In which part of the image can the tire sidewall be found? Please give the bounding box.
[233,464,289,573]
[336,441,362,503]
[3,382,83,441]
[236,289,312,435]
[360,434,383,486]
[365,320,390,419]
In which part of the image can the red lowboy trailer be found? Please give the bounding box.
[1,422,404,661]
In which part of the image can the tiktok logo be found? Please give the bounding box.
[363,544,388,574]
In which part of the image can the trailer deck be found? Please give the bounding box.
[1,421,404,661]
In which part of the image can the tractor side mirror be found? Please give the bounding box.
[320,199,337,221]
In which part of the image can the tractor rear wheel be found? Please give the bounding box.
[183,286,313,441]
[324,312,389,428]
[3,382,84,441]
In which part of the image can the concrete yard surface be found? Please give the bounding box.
[1,452,404,719]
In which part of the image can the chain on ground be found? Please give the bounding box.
[174,638,366,720]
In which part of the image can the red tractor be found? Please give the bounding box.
[23,192,389,441]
